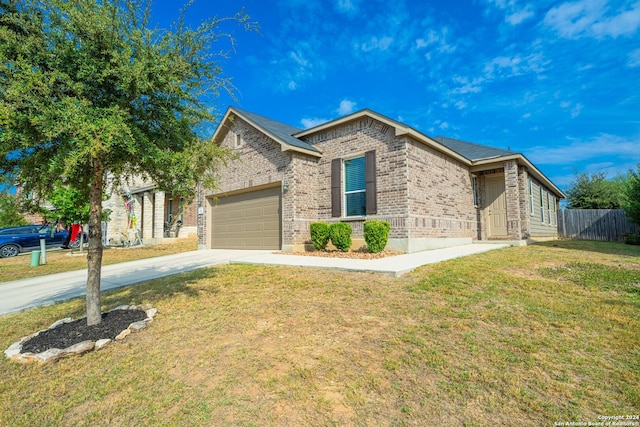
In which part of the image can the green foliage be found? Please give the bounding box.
[309,222,330,250]
[42,184,111,225]
[0,192,29,227]
[363,220,390,253]
[0,0,256,324]
[624,234,640,245]
[329,222,352,252]
[565,172,625,209]
[0,0,256,201]
[621,164,640,226]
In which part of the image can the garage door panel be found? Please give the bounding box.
[244,222,263,232]
[211,187,281,250]
[244,207,263,218]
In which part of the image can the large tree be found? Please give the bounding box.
[565,171,626,209]
[0,191,29,227]
[0,0,255,325]
[622,165,640,226]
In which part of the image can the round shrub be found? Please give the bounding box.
[363,220,391,253]
[310,222,331,250]
[329,222,352,252]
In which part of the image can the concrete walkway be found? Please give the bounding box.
[0,243,508,316]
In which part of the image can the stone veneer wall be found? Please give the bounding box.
[405,139,477,240]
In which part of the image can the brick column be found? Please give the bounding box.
[517,166,530,239]
[142,191,154,239]
[504,160,522,240]
[153,191,165,239]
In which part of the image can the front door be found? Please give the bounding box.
[485,174,508,238]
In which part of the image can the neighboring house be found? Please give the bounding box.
[102,175,197,246]
[201,107,565,253]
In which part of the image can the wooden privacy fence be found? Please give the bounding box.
[558,209,639,241]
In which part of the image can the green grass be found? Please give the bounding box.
[0,237,198,283]
[0,240,638,426]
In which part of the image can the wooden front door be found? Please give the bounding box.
[485,174,508,238]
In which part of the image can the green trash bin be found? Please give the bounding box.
[30,250,41,267]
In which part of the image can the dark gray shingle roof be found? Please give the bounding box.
[434,136,515,161]
[233,108,319,153]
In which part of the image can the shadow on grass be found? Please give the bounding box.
[535,239,640,258]
[100,267,221,309]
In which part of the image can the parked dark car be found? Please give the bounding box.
[0,225,69,258]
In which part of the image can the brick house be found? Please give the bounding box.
[200,107,564,252]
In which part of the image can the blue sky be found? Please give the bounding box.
[152,0,640,190]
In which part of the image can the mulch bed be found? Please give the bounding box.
[277,249,404,259]
[21,309,147,354]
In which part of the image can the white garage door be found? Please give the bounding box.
[211,187,281,249]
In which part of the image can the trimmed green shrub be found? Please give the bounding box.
[310,222,331,250]
[329,222,352,252]
[624,233,640,245]
[363,220,391,253]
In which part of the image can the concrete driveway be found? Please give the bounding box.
[0,250,271,316]
[0,243,508,316]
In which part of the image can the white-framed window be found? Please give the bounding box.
[344,156,366,217]
[235,133,242,148]
[472,176,479,207]
[546,192,552,225]
[529,178,534,216]
[539,187,545,223]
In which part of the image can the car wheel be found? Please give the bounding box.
[0,244,20,258]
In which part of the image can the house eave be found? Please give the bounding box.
[213,107,322,158]
[295,109,472,165]
[471,154,566,198]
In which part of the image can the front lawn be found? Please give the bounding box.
[0,236,198,283]
[0,240,638,426]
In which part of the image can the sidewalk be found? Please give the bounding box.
[0,243,508,316]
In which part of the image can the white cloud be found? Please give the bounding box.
[336,0,359,14]
[483,52,548,79]
[337,99,357,115]
[560,101,584,118]
[627,48,640,67]
[484,0,536,25]
[358,36,394,52]
[450,76,485,94]
[527,133,640,165]
[273,44,327,92]
[570,103,583,118]
[506,5,535,25]
[414,28,456,54]
[543,0,640,39]
[301,117,328,129]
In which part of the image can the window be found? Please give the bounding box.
[472,176,479,207]
[529,178,534,216]
[344,156,366,216]
[235,133,242,148]
[539,187,545,223]
[331,151,377,217]
[546,192,552,225]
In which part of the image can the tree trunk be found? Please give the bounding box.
[86,158,105,326]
